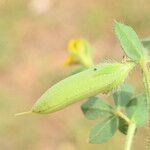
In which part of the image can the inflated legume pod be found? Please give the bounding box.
[17,62,135,115]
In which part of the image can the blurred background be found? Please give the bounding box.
[0,0,150,149]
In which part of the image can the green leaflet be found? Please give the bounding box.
[81,96,113,120]
[89,116,118,144]
[113,83,134,108]
[31,62,134,114]
[118,117,128,135]
[127,94,148,127]
[114,22,145,62]
[142,37,150,49]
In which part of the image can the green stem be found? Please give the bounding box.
[124,123,136,150]
[114,110,136,150]
[140,59,150,150]
[115,110,131,124]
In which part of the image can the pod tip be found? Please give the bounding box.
[15,110,32,116]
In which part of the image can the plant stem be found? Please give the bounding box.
[115,110,131,124]
[124,123,136,150]
[114,110,136,150]
[140,59,150,150]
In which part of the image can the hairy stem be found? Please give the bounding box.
[140,59,150,150]
[124,123,136,150]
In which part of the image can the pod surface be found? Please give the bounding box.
[32,63,134,114]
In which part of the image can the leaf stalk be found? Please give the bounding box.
[140,59,150,150]
[124,123,136,150]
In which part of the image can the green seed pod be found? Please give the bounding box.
[16,62,134,116]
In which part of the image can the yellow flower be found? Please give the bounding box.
[64,56,75,66]
[64,39,93,67]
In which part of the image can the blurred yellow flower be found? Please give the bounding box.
[64,56,75,66]
[64,39,93,67]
